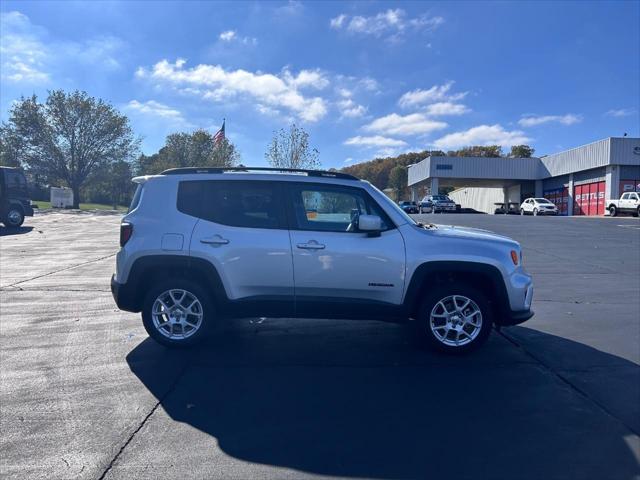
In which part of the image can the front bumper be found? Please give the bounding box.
[435,205,456,212]
[500,308,535,326]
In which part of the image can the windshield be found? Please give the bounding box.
[370,184,417,225]
[432,195,450,201]
[535,198,552,204]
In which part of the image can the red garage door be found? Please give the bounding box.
[544,187,569,215]
[573,181,605,216]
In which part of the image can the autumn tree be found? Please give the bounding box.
[447,145,503,157]
[3,90,139,208]
[265,123,320,169]
[388,165,408,201]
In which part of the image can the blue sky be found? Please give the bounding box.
[1,1,638,168]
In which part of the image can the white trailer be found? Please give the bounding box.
[50,187,74,208]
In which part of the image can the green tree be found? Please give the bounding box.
[0,125,24,167]
[136,130,239,175]
[388,165,408,201]
[3,90,139,208]
[265,123,320,169]
[509,145,535,158]
[208,137,240,167]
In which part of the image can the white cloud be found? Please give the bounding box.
[330,14,347,29]
[218,30,257,46]
[1,11,49,83]
[433,124,531,150]
[374,147,402,158]
[360,77,379,92]
[1,10,125,84]
[363,113,447,136]
[344,135,407,147]
[605,108,636,118]
[398,81,467,108]
[125,100,183,119]
[283,68,329,90]
[424,102,470,116]
[219,30,236,41]
[343,157,354,164]
[330,9,443,40]
[338,98,367,118]
[136,59,328,122]
[518,114,582,127]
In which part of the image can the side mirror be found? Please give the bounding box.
[358,214,382,235]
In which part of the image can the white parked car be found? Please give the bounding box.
[520,198,558,216]
[111,167,534,353]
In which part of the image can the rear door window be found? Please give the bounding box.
[178,180,286,229]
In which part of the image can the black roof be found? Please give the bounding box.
[160,166,359,181]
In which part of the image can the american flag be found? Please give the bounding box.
[213,120,225,145]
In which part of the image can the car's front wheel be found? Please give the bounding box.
[609,205,617,217]
[533,208,538,216]
[142,279,215,348]
[413,284,492,354]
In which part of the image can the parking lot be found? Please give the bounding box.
[1,211,639,479]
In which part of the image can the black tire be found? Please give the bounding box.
[533,208,538,216]
[141,279,216,348]
[3,206,24,228]
[609,205,617,217]
[634,207,639,218]
[412,283,493,354]
[520,208,524,216]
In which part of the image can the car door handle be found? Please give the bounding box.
[297,241,325,250]
[200,235,229,245]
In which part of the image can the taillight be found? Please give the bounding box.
[120,222,133,247]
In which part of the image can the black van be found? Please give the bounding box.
[0,166,34,227]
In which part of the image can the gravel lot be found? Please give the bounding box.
[1,211,639,479]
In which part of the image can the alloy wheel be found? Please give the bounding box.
[429,295,483,347]
[151,289,204,340]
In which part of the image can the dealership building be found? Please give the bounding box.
[407,137,640,216]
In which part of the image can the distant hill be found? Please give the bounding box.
[340,151,433,190]
[340,145,531,191]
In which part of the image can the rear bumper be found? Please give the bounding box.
[111,275,140,312]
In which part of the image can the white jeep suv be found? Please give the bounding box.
[111,167,533,353]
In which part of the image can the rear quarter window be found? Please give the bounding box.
[128,184,144,212]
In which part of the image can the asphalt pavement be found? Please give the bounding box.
[0,211,638,479]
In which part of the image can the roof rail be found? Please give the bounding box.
[160,166,359,180]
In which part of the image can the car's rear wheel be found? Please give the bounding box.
[533,208,538,216]
[3,207,24,228]
[609,205,617,217]
[142,279,214,348]
[413,284,492,354]
[634,207,639,218]
[520,208,524,216]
